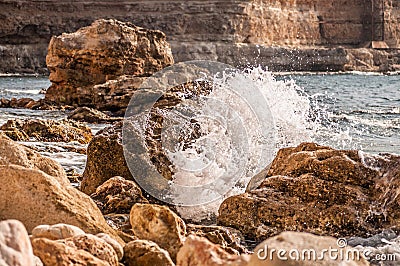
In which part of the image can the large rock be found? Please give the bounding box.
[91,176,148,215]
[218,143,400,240]
[45,19,174,108]
[0,119,92,144]
[0,220,37,266]
[123,240,175,266]
[31,224,85,241]
[130,203,186,261]
[0,164,121,243]
[0,133,66,181]
[249,231,369,266]
[176,235,249,266]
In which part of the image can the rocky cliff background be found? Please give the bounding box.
[1,0,400,73]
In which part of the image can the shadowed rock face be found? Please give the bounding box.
[45,19,174,107]
[218,142,400,241]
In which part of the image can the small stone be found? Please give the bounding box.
[0,220,36,266]
[96,233,124,261]
[31,224,85,240]
[130,203,186,260]
[124,240,174,266]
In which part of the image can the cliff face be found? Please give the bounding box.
[0,0,399,73]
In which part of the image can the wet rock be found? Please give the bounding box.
[91,176,148,215]
[186,224,248,255]
[81,122,132,194]
[96,233,124,261]
[61,234,119,266]
[67,107,122,124]
[130,203,186,260]
[347,230,397,248]
[0,133,66,181]
[0,219,36,266]
[45,19,174,109]
[0,165,121,243]
[31,224,85,241]
[123,240,174,266]
[176,235,250,266]
[249,231,369,266]
[218,143,400,240]
[32,238,109,266]
[0,119,93,144]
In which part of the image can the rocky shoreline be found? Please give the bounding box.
[1,19,399,265]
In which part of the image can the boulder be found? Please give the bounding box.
[81,122,131,194]
[176,235,250,266]
[32,238,109,266]
[0,164,121,243]
[218,143,400,240]
[249,231,369,266]
[31,224,85,241]
[61,234,119,266]
[0,133,66,182]
[130,203,186,260]
[67,107,122,124]
[123,240,175,266]
[91,176,148,215]
[45,19,174,109]
[0,219,36,266]
[0,119,92,144]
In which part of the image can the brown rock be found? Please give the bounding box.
[249,231,369,266]
[81,122,131,194]
[218,143,400,240]
[61,234,119,266]
[67,107,122,124]
[0,119,93,144]
[91,176,148,215]
[96,233,124,262]
[45,19,174,107]
[123,240,175,266]
[31,224,85,241]
[32,238,109,266]
[130,203,186,260]
[176,235,249,266]
[0,219,36,266]
[0,133,66,182]
[0,164,121,243]
[186,224,249,255]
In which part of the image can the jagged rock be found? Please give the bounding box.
[0,164,121,243]
[176,235,250,266]
[45,19,174,109]
[32,238,109,266]
[186,224,248,255]
[218,142,400,240]
[0,119,92,144]
[130,203,186,261]
[249,231,370,266]
[61,234,119,266]
[123,240,175,266]
[0,219,37,266]
[96,233,124,262]
[67,107,122,124]
[31,224,85,241]
[0,133,66,181]
[91,176,148,215]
